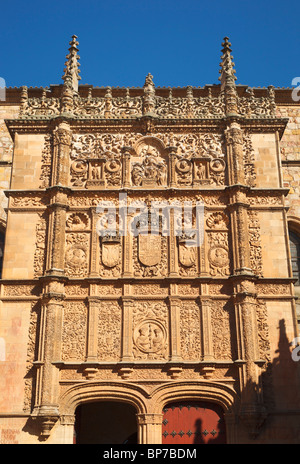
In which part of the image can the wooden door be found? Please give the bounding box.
[162,401,226,444]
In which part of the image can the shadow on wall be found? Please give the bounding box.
[239,318,300,442]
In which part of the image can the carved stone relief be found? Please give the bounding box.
[98,301,121,361]
[69,133,227,189]
[180,302,201,360]
[98,211,122,277]
[34,213,48,277]
[248,210,263,276]
[61,301,87,361]
[65,233,89,277]
[24,302,39,412]
[132,301,168,360]
[210,300,234,360]
[243,132,256,187]
[206,212,231,277]
[66,212,90,230]
[39,134,52,189]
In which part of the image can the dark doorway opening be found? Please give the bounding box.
[162,401,226,444]
[74,401,138,444]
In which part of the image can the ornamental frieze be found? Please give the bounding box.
[19,84,276,120]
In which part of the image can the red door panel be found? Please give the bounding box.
[162,401,226,444]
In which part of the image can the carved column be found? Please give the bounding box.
[51,122,72,187]
[86,297,99,363]
[122,210,134,278]
[137,413,163,444]
[199,296,215,364]
[46,121,72,277]
[167,147,177,188]
[234,280,267,438]
[122,147,131,187]
[121,297,134,362]
[45,189,69,276]
[168,206,178,277]
[167,297,182,362]
[222,80,267,435]
[197,205,209,277]
[34,291,64,437]
[60,415,76,444]
[225,122,245,186]
[228,187,252,275]
[89,208,99,277]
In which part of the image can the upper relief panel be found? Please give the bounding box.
[69,133,227,189]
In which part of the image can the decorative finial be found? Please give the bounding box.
[219,37,237,88]
[143,73,156,115]
[62,35,81,93]
[219,37,239,115]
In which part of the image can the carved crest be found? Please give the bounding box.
[138,234,161,266]
[178,242,196,267]
[101,242,120,268]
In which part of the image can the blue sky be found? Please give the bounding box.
[0,0,299,89]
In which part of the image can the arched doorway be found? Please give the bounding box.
[162,401,226,444]
[74,401,138,444]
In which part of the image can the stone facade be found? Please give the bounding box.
[0,36,300,444]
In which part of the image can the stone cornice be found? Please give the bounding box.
[4,114,289,138]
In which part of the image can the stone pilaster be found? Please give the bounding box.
[51,122,72,187]
[137,413,163,444]
[85,297,99,363]
[33,291,65,438]
[233,278,267,438]
[121,147,131,188]
[45,188,69,277]
[167,297,182,362]
[121,297,134,362]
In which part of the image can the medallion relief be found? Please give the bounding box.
[132,301,168,360]
[65,233,89,277]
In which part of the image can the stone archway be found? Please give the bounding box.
[59,381,150,444]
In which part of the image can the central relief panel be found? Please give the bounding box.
[68,132,227,189]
